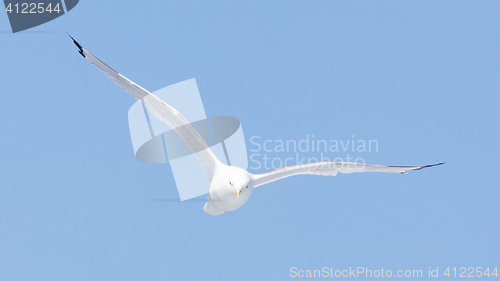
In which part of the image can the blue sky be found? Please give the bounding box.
[1,1,499,280]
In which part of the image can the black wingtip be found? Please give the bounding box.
[67,32,85,58]
[418,162,445,170]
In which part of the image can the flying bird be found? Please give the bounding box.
[70,36,444,216]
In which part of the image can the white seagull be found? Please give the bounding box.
[70,36,444,216]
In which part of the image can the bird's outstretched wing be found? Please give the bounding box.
[252,161,444,187]
[70,36,221,183]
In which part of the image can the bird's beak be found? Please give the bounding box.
[235,189,241,199]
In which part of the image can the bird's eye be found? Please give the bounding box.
[245,186,248,189]
[229,181,232,185]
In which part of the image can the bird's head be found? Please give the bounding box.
[228,179,251,200]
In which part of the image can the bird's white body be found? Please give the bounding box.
[71,36,443,216]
